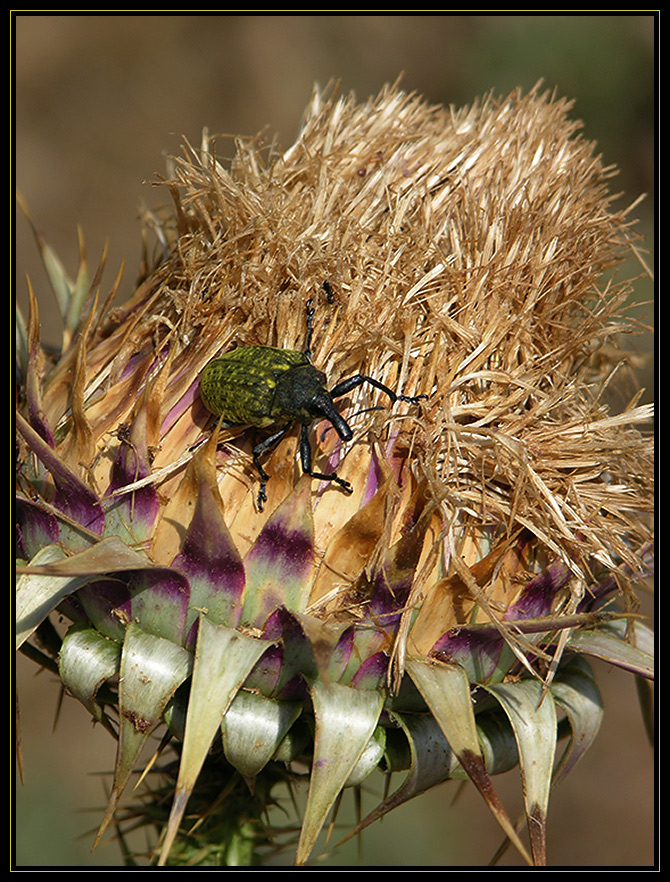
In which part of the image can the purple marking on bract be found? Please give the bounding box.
[16,497,59,560]
[505,561,572,622]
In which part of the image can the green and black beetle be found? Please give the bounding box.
[199,283,426,510]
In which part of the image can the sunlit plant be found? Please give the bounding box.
[16,83,653,867]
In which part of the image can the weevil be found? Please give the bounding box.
[199,283,426,510]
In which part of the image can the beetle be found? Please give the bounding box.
[199,283,426,510]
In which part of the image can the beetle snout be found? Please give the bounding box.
[313,394,353,442]
[333,417,353,442]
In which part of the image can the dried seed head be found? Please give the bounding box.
[16,82,653,868]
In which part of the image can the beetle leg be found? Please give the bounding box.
[303,299,315,363]
[304,284,335,361]
[252,423,293,510]
[330,374,428,407]
[299,424,352,495]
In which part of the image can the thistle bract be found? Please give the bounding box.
[16,83,654,867]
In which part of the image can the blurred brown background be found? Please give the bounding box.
[14,14,655,867]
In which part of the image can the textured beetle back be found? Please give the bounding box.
[200,346,308,425]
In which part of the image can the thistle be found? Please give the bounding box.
[15,83,654,867]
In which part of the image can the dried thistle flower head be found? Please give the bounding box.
[16,82,653,867]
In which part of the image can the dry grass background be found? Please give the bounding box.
[14,14,655,867]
